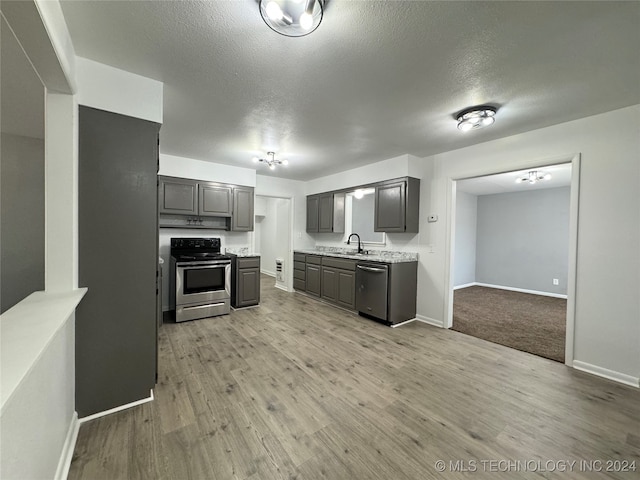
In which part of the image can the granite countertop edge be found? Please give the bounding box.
[294,249,418,264]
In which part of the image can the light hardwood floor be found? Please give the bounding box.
[69,276,640,479]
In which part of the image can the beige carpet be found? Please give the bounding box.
[452,286,566,363]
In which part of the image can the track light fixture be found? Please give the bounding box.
[252,152,288,170]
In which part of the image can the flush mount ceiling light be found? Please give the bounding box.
[456,106,497,132]
[515,170,552,184]
[259,0,324,37]
[252,152,289,170]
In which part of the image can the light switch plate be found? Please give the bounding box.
[427,214,438,223]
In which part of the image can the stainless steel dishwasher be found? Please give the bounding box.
[355,262,389,321]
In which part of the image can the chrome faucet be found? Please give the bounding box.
[347,233,363,254]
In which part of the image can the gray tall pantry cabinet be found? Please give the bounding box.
[77,106,160,417]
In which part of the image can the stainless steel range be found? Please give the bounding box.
[169,238,231,322]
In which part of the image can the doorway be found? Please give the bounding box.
[446,156,580,365]
[253,195,293,291]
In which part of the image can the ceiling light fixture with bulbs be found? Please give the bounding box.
[259,0,324,37]
[515,170,552,185]
[252,152,289,170]
[456,105,497,132]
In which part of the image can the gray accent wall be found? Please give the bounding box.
[1,133,45,313]
[476,187,570,295]
[454,190,477,287]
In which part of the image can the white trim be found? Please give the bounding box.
[573,361,639,388]
[453,282,476,290]
[474,282,567,299]
[390,318,417,328]
[564,154,581,367]
[415,314,444,328]
[274,283,289,292]
[54,412,79,480]
[78,390,154,423]
[261,269,276,277]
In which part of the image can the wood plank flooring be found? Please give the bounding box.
[68,275,640,479]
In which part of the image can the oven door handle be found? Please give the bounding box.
[177,261,231,268]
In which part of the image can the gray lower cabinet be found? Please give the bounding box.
[374,177,420,233]
[159,177,197,215]
[232,256,260,307]
[336,270,356,309]
[293,252,306,291]
[199,182,232,217]
[232,186,254,231]
[321,266,338,302]
[306,260,321,296]
[77,106,159,417]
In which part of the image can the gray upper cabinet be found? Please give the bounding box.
[199,182,232,217]
[307,196,319,232]
[374,177,420,233]
[232,186,254,231]
[307,192,345,233]
[159,177,197,215]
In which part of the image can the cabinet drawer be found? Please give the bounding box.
[322,257,356,271]
[294,278,306,291]
[238,257,260,269]
[293,269,306,280]
[294,252,306,263]
[294,260,306,272]
[306,255,322,265]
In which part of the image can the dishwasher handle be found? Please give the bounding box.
[356,264,387,273]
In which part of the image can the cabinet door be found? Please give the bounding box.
[321,266,337,302]
[318,194,334,232]
[237,267,260,307]
[306,264,321,296]
[306,196,319,232]
[375,181,406,232]
[336,270,356,309]
[159,177,197,215]
[232,186,254,231]
[199,183,232,217]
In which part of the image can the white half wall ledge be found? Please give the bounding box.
[572,361,639,388]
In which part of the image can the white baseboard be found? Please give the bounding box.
[54,412,79,480]
[261,269,276,277]
[391,318,417,328]
[78,390,154,424]
[274,283,289,292]
[415,314,444,328]
[472,282,568,299]
[453,282,476,290]
[573,361,639,388]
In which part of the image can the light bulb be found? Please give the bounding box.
[252,156,259,163]
[265,1,283,21]
[354,189,364,199]
[269,163,275,170]
[544,173,552,180]
[282,159,289,166]
[300,12,313,30]
[515,178,522,184]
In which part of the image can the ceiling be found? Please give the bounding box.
[457,163,572,196]
[1,15,44,139]
[59,1,640,181]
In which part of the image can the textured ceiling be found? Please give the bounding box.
[59,1,640,181]
[457,163,572,196]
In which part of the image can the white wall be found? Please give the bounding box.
[76,57,163,123]
[428,105,640,383]
[476,187,570,295]
[453,190,477,287]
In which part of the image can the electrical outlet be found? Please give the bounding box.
[553,278,559,285]
[427,214,438,223]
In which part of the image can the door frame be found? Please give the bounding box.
[443,153,581,366]
[251,194,295,292]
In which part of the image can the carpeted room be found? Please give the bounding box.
[452,164,571,363]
